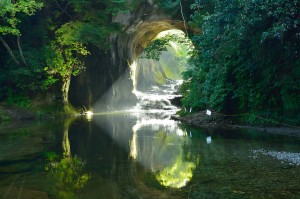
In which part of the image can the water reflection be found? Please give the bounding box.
[206,136,212,144]
[0,114,300,198]
[85,111,94,122]
[156,153,197,188]
[94,111,199,189]
[45,118,90,199]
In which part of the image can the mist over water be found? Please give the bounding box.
[92,68,138,112]
[93,54,186,113]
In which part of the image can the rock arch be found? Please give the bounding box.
[69,1,189,108]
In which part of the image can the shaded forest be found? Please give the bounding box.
[156,0,300,125]
[1,0,300,125]
[0,0,136,106]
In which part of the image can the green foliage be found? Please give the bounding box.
[181,0,300,123]
[0,0,43,36]
[159,45,190,80]
[0,46,55,96]
[44,151,59,162]
[18,48,50,89]
[156,0,180,12]
[143,35,174,61]
[0,106,11,121]
[44,38,89,80]
[143,33,193,61]
[139,31,192,87]
[45,154,90,199]
[156,0,195,18]
[46,0,127,49]
[1,0,136,105]
[6,89,31,109]
[156,155,196,188]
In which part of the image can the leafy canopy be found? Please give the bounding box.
[0,0,43,36]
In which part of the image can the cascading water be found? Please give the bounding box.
[132,80,182,112]
[129,61,183,115]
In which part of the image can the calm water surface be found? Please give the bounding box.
[0,112,300,199]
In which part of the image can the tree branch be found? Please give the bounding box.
[0,36,20,65]
[17,36,27,65]
[54,0,73,19]
[179,0,189,37]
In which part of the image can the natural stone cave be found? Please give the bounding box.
[69,0,189,109]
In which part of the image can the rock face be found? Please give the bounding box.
[69,0,186,108]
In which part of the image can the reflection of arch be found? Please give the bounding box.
[129,117,199,188]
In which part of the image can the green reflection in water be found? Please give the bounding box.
[130,125,199,189]
[45,155,90,199]
[156,154,196,188]
[45,118,90,199]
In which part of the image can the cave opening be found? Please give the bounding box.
[69,17,194,111]
[130,29,191,92]
[92,27,193,113]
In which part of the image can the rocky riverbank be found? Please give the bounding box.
[0,106,37,122]
[172,111,300,137]
[0,104,81,122]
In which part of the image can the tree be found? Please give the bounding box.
[0,0,43,65]
[181,0,300,124]
[44,34,89,105]
[41,0,132,105]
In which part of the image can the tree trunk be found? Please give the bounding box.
[0,36,20,65]
[179,0,189,37]
[61,75,71,105]
[17,36,27,65]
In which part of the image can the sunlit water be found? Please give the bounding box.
[131,79,182,113]
[1,81,300,198]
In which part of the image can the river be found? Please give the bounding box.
[0,80,300,199]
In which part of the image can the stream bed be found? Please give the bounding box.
[1,80,300,198]
[0,112,300,199]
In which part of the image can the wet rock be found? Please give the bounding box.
[170,96,182,107]
[174,111,229,127]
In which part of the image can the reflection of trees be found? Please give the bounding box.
[45,118,90,199]
[62,118,72,158]
[154,132,199,188]
[130,126,199,189]
[156,152,198,188]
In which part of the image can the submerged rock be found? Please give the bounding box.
[253,149,300,166]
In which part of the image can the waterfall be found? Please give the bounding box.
[129,61,138,94]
